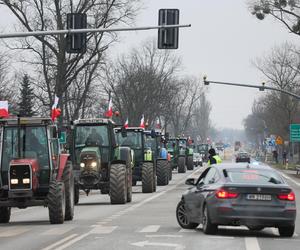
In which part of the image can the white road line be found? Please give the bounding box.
[281,173,300,186]
[245,237,261,250]
[90,225,117,234]
[41,226,75,236]
[0,227,30,237]
[139,225,160,233]
[208,236,235,239]
[179,228,197,233]
[52,232,90,250]
[41,234,78,250]
[146,234,183,238]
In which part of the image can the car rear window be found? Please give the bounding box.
[226,169,284,184]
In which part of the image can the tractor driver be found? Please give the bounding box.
[85,128,104,146]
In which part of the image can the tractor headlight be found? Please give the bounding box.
[23,178,30,184]
[11,179,18,185]
[91,161,97,168]
[80,162,85,168]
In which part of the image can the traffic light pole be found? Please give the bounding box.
[0,24,191,39]
[203,77,300,100]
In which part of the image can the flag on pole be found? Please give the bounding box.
[104,98,113,118]
[156,117,161,129]
[140,115,145,128]
[0,101,9,118]
[124,118,129,128]
[51,95,61,122]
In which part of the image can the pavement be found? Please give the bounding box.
[1,161,300,250]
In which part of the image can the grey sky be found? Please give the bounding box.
[0,1,297,130]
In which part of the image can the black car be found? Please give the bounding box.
[236,152,250,163]
[176,163,296,236]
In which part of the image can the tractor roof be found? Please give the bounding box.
[0,117,53,126]
[73,118,114,126]
[115,127,144,132]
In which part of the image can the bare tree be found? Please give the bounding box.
[0,0,140,122]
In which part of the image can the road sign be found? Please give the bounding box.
[59,131,67,144]
[276,136,283,145]
[290,124,300,142]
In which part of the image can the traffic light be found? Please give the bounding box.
[66,13,87,53]
[158,9,179,49]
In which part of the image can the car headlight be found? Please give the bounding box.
[91,161,97,168]
[11,179,18,185]
[80,162,85,168]
[23,178,30,184]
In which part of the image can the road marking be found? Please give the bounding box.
[41,234,78,250]
[52,232,90,250]
[146,234,183,238]
[131,240,185,250]
[139,225,160,233]
[280,173,300,186]
[179,228,197,233]
[208,236,235,239]
[41,226,75,236]
[245,237,260,250]
[0,227,30,237]
[90,225,117,234]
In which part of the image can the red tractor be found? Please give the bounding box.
[0,117,74,224]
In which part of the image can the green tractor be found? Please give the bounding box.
[166,137,194,173]
[115,127,156,193]
[68,118,133,205]
[197,143,209,162]
[144,130,172,185]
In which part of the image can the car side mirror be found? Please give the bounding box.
[185,178,195,186]
[121,126,127,137]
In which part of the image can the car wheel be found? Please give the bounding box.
[278,225,295,237]
[176,200,199,229]
[202,205,217,234]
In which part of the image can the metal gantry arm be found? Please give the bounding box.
[203,76,300,100]
[0,24,191,39]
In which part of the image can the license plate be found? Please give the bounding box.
[246,194,272,201]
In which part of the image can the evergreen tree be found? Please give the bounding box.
[18,74,35,116]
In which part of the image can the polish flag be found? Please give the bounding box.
[0,101,9,118]
[140,115,145,128]
[156,118,161,129]
[105,98,113,118]
[124,118,129,128]
[51,95,61,122]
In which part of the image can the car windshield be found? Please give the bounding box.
[198,144,208,151]
[226,168,284,184]
[179,139,186,148]
[238,153,249,158]
[145,135,156,151]
[166,140,176,149]
[115,131,142,149]
[2,126,50,169]
[75,125,109,148]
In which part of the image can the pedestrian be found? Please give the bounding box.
[282,151,287,165]
[208,148,222,165]
[273,150,278,164]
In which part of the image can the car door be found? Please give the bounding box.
[184,168,217,223]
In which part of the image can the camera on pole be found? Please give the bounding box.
[158,9,179,49]
[66,13,87,53]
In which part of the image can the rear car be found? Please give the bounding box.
[236,152,250,163]
[176,163,296,236]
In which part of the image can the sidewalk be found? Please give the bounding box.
[270,163,300,180]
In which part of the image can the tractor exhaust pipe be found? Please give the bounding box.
[17,115,21,159]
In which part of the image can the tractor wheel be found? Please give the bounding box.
[187,156,194,170]
[74,185,79,205]
[178,157,186,173]
[142,162,154,193]
[127,167,132,203]
[0,207,11,223]
[48,180,65,224]
[168,163,173,181]
[110,164,127,204]
[63,162,74,221]
[156,160,169,186]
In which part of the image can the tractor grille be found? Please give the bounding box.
[9,164,31,190]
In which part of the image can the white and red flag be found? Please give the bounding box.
[104,98,113,118]
[124,118,129,128]
[140,115,145,128]
[51,95,61,122]
[0,101,9,118]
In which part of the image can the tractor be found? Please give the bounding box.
[144,130,172,185]
[166,137,186,173]
[68,118,133,205]
[0,117,74,224]
[197,143,209,162]
[114,127,156,193]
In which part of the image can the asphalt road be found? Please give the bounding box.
[1,160,300,250]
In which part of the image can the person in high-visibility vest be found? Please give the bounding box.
[208,148,222,165]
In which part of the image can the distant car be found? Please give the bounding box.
[176,163,296,236]
[236,152,250,163]
[193,152,203,167]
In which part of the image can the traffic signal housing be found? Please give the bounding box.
[66,13,87,53]
[158,9,179,49]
